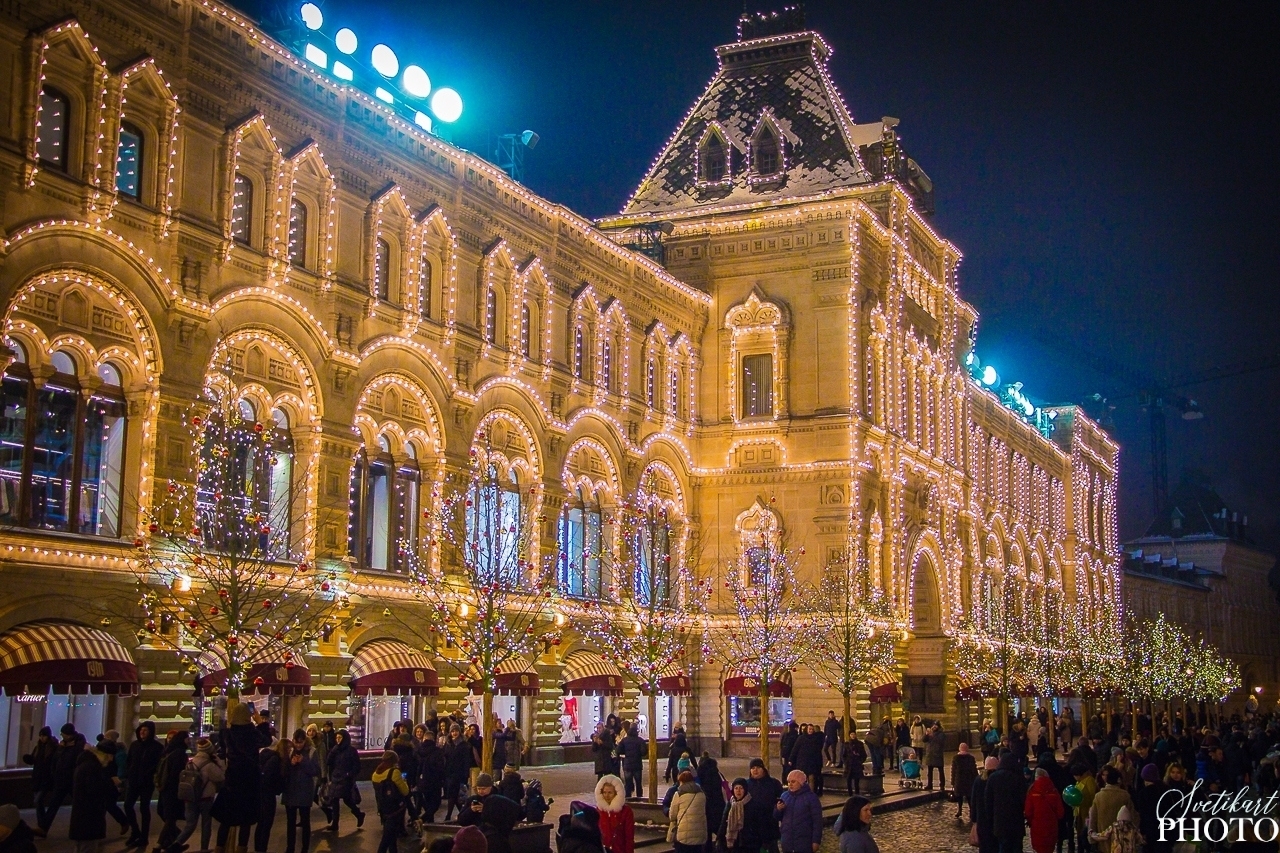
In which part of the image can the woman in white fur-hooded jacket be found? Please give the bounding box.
[666,771,708,852]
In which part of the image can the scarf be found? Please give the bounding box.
[725,793,749,848]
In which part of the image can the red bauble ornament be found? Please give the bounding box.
[253,422,264,433]
[262,600,272,609]
[133,538,144,547]
[285,660,295,669]
[191,416,203,427]
[227,635,238,645]
[253,676,265,686]
[320,582,330,592]
[209,606,219,616]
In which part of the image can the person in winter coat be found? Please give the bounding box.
[971,757,998,853]
[594,775,633,853]
[591,725,617,781]
[1034,749,1074,853]
[0,803,38,853]
[501,721,525,771]
[788,726,825,795]
[443,726,472,821]
[415,731,447,823]
[822,713,843,768]
[841,732,866,795]
[666,771,707,853]
[984,752,1028,853]
[164,736,224,853]
[923,724,945,790]
[253,739,290,853]
[1089,805,1143,853]
[949,743,978,821]
[778,724,799,779]
[834,796,879,853]
[23,726,58,834]
[391,733,418,818]
[39,724,86,834]
[719,777,771,853]
[212,703,271,853]
[662,728,688,783]
[324,728,365,832]
[371,751,409,853]
[124,721,164,849]
[152,731,189,853]
[282,731,319,853]
[556,804,603,853]
[617,725,645,799]
[909,717,927,760]
[496,770,524,810]
[894,720,910,769]
[1133,764,1166,853]
[1023,768,1064,853]
[1088,768,1134,852]
[775,772,821,853]
[456,774,522,853]
[743,760,782,853]
[70,742,115,853]
[696,756,725,851]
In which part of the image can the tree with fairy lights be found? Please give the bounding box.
[805,550,898,744]
[577,481,710,803]
[404,435,561,774]
[121,400,338,704]
[701,510,818,766]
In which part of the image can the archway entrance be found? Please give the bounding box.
[905,552,947,722]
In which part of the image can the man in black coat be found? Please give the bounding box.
[778,723,799,779]
[153,731,189,853]
[744,760,783,853]
[415,731,447,823]
[788,725,825,795]
[618,724,645,799]
[124,721,163,848]
[22,727,57,835]
[442,726,472,822]
[456,774,522,853]
[822,712,842,768]
[590,725,615,781]
[984,752,1028,853]
[665,728,690,783]
[324,728,366,832]
[38,724,86,834]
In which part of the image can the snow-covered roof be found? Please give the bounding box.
[620,29,874,216]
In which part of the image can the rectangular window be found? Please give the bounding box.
[115,125,142,199]
[231,174,252,244]
[79,395,126,538]
[287,198,307,268]
[0,376,29,526]
[904,676,945,713]
[37,90,68,170]
[28,384,79,532]
[741,353,773,418]
[375,238,391,301]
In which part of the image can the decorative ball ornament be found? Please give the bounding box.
[253,676,265,686]
[1062,785,1083,807]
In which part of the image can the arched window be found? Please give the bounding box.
[600,339,612,391]
[419,257,432,318]
[520,303,532,358]
[115,123,143,199]
[37,88,70,170]
[347,436,419,573]
[374,238,391,301]
[558,487,602,598]
[465,465,521,586]
[635,502,672,605]
[0,349,127,537]
[231,173,253,244]
[700,131,726,183]
[753,124,781,176]
[288,198,308,268]
[573,327,585,379]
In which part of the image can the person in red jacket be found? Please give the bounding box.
[1023,767,1065,853]
[594,774,634,853]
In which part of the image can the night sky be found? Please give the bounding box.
[243,0,1280,550]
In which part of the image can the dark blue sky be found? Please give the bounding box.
[253,0,1280,549]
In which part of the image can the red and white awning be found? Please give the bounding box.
[468,658,540,696]
[350,639,439,696]
[195,650,311,696]
[560,651,624,696]
[723,668,792,698]
[0,620,138,696]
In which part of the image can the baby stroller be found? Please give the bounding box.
[898,750,924,789]
[523,778,552,823]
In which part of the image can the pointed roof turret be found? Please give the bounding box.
[618,8,876,216]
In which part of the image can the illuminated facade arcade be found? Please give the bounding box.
[0,0,1119,765]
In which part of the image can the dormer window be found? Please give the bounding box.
[699,130,728,183]
[752,123,781,177]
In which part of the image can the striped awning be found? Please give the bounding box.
[468,658,540,696]
[723,669,792,698]
[195,650,311,696]
[657,665,692,697]
[350,640,439,696]
[0,620,138,696]
[561,651,623,696]
[866,667,900,703]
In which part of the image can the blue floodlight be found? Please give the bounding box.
[304,43,327,67]
[375,87,394,104]
[981,365,998,387]
[371,44,399,77]
[334,28,357,55]
[414,111,433,131]
[299,2,323,30]
[402,65,431,98]
[431,87,463,122]
[332,61,353,81]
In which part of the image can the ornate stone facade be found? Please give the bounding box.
[0,0,1119,762]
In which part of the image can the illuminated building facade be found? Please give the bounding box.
[0,0,1119,765]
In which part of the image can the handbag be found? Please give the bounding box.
[968,822,979,847]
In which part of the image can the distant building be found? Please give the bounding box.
[1123,480,1280,710]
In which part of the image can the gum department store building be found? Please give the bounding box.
[0,0,1120,767]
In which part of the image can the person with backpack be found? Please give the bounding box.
[371,751,409,853]
[152,732,189,853]
[124,722,164,849]
[164,737,224,853]
[324,728,365,832]
[282,730,319,853]
[253,740,290,853]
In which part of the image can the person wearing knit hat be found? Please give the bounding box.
[950,741,979,821]
[0,801,35,853]
[983,756,999,772]
[457,771,521,853]
[1133,762,1164,850]
[453,826,487,853]
[371,749,409,853]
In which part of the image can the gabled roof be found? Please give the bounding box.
[619,26,874,216]
[1143,478,1254,544]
